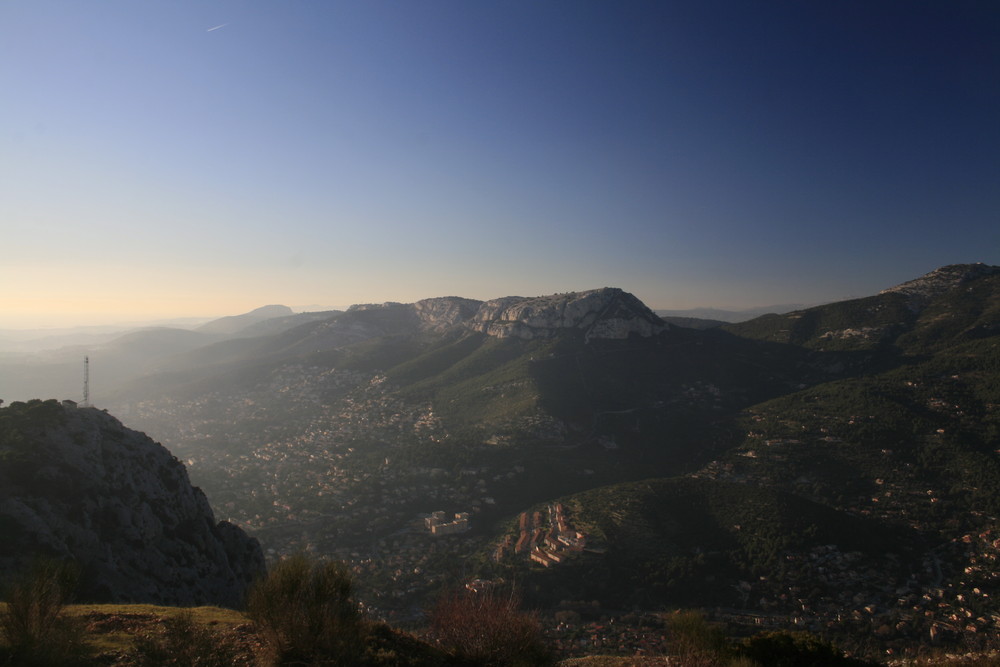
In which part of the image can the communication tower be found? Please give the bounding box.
[82,356,91,407]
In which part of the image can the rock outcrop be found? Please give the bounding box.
[466,288,668,340]
[0,400,264,606]
[413,297,483,332]
[347,289,668,340]
[260,288,666,357]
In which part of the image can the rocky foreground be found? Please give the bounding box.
[0,400,264,606]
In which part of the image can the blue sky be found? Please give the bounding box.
[2,1,998,327]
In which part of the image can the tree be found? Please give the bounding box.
[0,559,92,666]
[428,586,553,667]
[665,610,731,667]
[245,554,366,666]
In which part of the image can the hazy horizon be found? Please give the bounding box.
[0,292,821,331]
[4,1,998,330]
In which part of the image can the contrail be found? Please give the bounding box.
[206,23,228,32]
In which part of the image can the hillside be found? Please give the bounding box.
[0,400,264,606]
[485,477,908,608]
[0,305,325,404]
[3,267,1000,660]
[496,265,1000,653]
[724,263,1000,354]
[196,304,295,335]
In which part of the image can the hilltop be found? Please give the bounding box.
[724,263,1000,353]
[0,400,263,606]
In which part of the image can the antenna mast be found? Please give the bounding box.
[82,356,90,407]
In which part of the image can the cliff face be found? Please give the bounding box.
[413,296,483,332]
[0,400,264,606]
[466,288,667,340]
[315,288,667,344]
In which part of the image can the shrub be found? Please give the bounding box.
[665,610,731,667]
[125,610,251,667]
[737,630,875,667]
[0,559,92,666]
[428,587,553,666]
[725,659,762,667]
[360,622,454,667]
[245,553,366,666]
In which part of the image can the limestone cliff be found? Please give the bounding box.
[267,288,666,356]
[0,399,264,606]
[413,296,483,331]
[466,288,667,340]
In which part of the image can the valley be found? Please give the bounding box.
[3,268,1000,661]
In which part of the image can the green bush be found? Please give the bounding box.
[737,630,874,667]
[665,610,731,667]
[359,623,454,667]
[726,658,762,667]
[428,587,554,667]
[246,554,366,666]
[0,559,92,666]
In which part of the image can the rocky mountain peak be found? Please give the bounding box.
[466,287,667,340]
[413,297,484,331]
[0,400,264,606]
[276,288,665,354]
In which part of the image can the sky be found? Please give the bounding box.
[2,1,998,328]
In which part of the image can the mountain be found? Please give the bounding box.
[466,288,667,340]
[110,287,821,453]
[656,315,728,330]
[251,288,665,355]
[0,318,217,355]
[724,263,1000,353]
[104,288,678,403]
[197,304,296,335]
[227,309,343,338]
[101,285,849,584]
[880,262,1000,304]
[0,327,224,405]
[0,307,340,404]
[493,264,1000,652]
[4,267,999,658]
[0,399,264,606]
[656,304,812,323]
[0,326,134,355]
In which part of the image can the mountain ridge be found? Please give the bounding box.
[723,263,1000,352]
[880,262,1000,305]
[4,263,1000,658]
[336,288,667,341]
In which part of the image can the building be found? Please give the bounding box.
[425,511,470,536]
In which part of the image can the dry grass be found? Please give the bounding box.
[63,604,250,656]
[1,602,253,660]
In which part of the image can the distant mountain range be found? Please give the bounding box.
[656,304,813,324]
[2,263,999,658]
[0,294,807,401]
